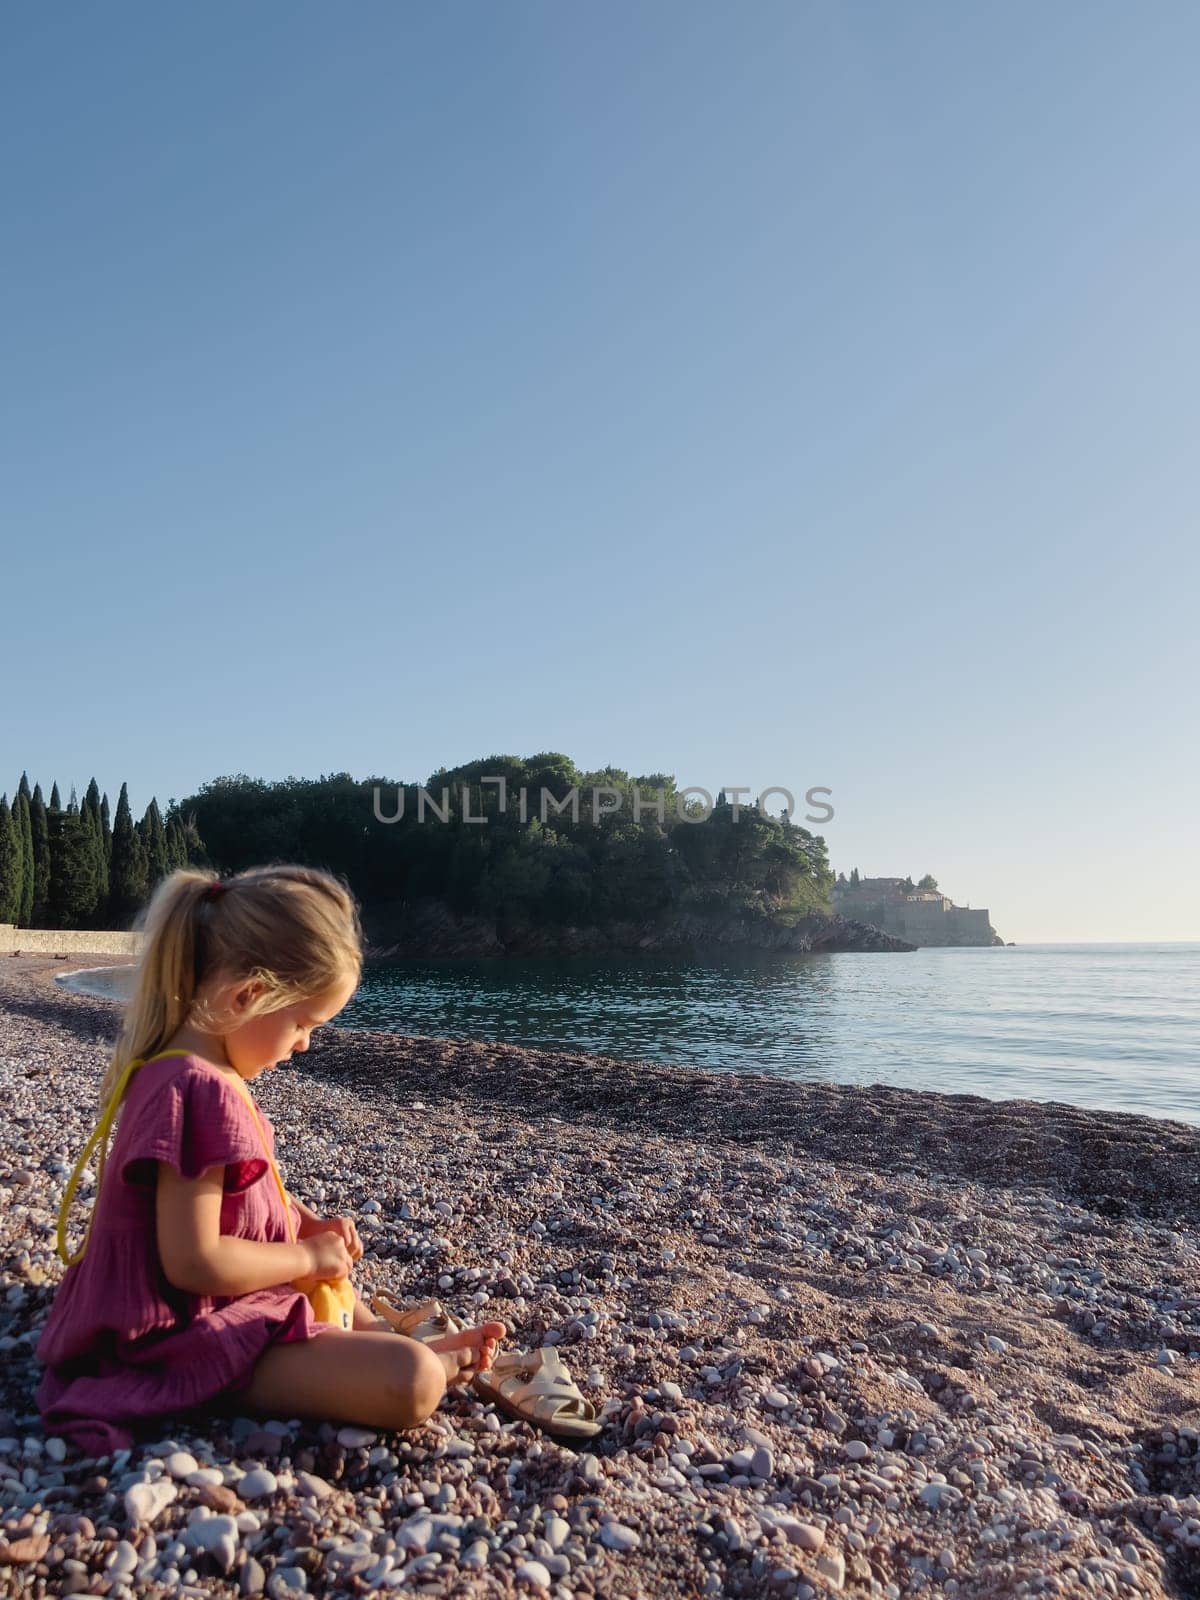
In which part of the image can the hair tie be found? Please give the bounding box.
[202,879,226,902]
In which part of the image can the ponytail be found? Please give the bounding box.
[101,871,220,1104]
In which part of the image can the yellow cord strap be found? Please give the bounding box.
[224,1074,357,1328]
[56,1049,195,1267]
[221,1074,297,1243]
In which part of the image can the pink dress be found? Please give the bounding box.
[38,1053,330,1455]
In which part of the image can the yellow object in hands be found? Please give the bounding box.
[304,1278,357,1330]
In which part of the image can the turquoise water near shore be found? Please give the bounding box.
[59,943,1200,1124]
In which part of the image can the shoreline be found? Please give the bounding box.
[3,954,1200,1597]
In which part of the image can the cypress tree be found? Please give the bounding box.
[141,800,169,890]
[16,771,33,922]
[83,778,109,918]
[0,799,20,924]
[30,786,50,926]
[131,828,149,912]
[110,784,147,925]
[16,792,34,925]
[45,784,65,926]
[101,792,113,874]
[165,815,188,871]
[47,807,100,930]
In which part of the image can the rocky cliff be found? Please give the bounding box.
[363,900,915,959]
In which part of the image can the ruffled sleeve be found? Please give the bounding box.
[119,1061,269,1195]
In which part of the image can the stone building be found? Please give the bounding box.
[831,878,1002,947]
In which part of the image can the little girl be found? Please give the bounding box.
[38,864,504,1455]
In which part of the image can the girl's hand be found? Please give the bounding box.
[325,1215,364,1261]
[295,1230,353,1290]
[299,1212,363,1260]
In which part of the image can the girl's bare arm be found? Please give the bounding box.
[156,1163,350,1298]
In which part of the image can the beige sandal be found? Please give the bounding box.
[472,1345,602,1440]
[370,1294,464,1342]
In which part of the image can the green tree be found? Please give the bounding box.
[30,786,51,926]
[110,784,148,925]
[14,792,34,925]
[172,752,840,941]
[918,873,939,893]
[0,799,21,923]
[47,806,100,929]
[16,774,34,924]
[165,814,187,870]
[83,779,110,912]
[140,799,169,892]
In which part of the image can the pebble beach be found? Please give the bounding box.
[3,955,1200,1600]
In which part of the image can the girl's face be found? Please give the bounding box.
[222,973,358,1079]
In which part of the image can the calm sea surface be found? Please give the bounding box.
[60,944,1200,1124]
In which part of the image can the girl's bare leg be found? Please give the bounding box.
[351,1285,390,1332]
[235,1323,506,1431]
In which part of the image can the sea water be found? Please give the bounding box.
[59,943,1200,1124]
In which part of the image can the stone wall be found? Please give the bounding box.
[0,925,141,956]
[948,908,995,942]
[828,893,1002,948]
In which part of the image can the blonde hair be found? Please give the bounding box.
[101,864,363,1105]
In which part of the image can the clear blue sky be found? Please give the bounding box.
[4,4,1196,941]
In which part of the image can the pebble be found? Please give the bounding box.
[918,1483,963,1510]
[125,1479,178,1527]
[238,1467,278,1501]
[326,1541,373,1578]
[599,1522,640,1551]
[768,1516,825,1552]
[183,1513,239,1572]
[239,1556,266,1596]
[543,1514,570,1551]
[336,1426,377,1447]
[107,1540,139,1576]
[516,1558,553,1588]
[816,1549,846,1589]
[185,1466,225,1487]
[266,1566,308,1598]
[199,1483,244,1515]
